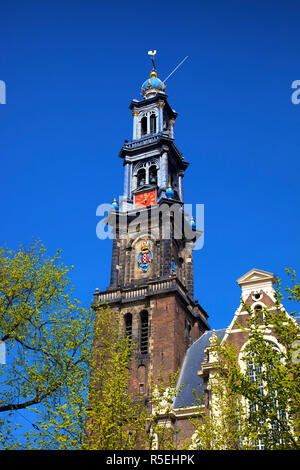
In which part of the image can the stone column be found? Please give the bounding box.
[132,172,137,193]
[157,101,165,132]
[109,238,119,287]
[185,242,194,299]
[169,119,175,139]
[178,171,184,202]
[123,163,130,199]
[160,151,168,197]
[132,110,139,140]
[147,114,150,135]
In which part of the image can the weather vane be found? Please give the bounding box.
[148,50,157,71]
[147,50,189,85]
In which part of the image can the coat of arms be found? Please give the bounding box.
[138,240,152,273]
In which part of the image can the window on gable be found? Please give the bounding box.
[247,342,287,449]
[254,304,264,324]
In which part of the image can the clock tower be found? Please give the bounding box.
[93,56,209,397]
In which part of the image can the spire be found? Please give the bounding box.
[141,50,166,98]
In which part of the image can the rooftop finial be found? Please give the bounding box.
[148,50,157,77]
[141,51,165,98]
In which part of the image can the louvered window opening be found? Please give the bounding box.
[125,314,132,342]
[140,312,149,355]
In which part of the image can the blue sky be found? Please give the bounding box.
[1,0,300,332]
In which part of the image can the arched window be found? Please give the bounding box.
[246,341,286,449]
[141,116,147,137]
[140,311,149,355]
[149,165,157,185]
[124,313,132,342]
[150,114,157,134]
[137,168,146,187]
[254,304,264,324]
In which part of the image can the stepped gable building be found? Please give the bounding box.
[93,55,300,447]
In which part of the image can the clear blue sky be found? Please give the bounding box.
[1,0,300,330]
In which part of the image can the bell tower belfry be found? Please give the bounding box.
[94,53,209,396]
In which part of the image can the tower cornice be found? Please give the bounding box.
[119,132,189,172]
[129,93,178,121]
[92,275,209,330]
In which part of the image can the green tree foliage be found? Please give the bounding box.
[187,336,249,450]
[85,303,147,450]
[85,302,180,450]
[0,241,179,449]
[0,241,93,448]
[235,272,300,449]
[4,239,297,450]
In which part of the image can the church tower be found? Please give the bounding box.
[94,54,209,397]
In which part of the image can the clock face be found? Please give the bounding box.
[134,190,156,208]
